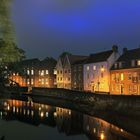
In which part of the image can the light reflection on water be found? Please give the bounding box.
[0,99,140,140]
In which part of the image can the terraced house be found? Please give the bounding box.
[56,53,87,89]
[10,57,57,88]
[110,48,140,95]
[84,46,119,93]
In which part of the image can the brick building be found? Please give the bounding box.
[10,57,57,88]
[110,48,140,95]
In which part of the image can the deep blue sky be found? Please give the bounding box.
[11,0,140,59]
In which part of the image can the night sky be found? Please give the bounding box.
[11,0,140,59]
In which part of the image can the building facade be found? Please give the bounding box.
[84,46,119,93]
[10,58,57,88]
[71,58,87,91]
[110,48,140,95]
[56,53,87,89]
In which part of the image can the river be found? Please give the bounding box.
[0,98,140,140]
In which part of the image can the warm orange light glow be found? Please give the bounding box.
[40,112,44,118]
[101,68,105,72]
[54,112,57,118]
[100,132,105,140]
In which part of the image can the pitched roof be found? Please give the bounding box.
[67,55,87,65]
[84,50,113,64]
[117,48,140,62]
[111,48,140,70]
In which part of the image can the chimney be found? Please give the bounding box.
[112,45,118,52]
[123,47,128,54]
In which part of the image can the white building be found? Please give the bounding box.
[84,46,120,93]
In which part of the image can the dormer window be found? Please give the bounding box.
[137,60,140,66]
[119,62,122,68]
[114,63,117,69]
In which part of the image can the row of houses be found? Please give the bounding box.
[10,46,140,95]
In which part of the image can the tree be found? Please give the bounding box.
[0,39,26,64]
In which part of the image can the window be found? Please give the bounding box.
[65,70,67,73]
[120,73,124,81]
[68,77,71,81]
[68,69,71,73]
[41,79,44,85]
[60,77,62,81]
[60,70,62,74]
[87,66,89,71]
[31,79,34,85]
[131,60,135,67]
[27,79,30,85]
[31,70,34,75]
[137,60,140,66]
[41,70,44,76]
[46,70,49,75]
[93,66,96,70]
[27,70,30,75]
[114,63,117,68]
[128,73,132,80]
[111,74,115,81]
[119,62,122,68]
[57,70,59,74]
[87,73,89,79]
[57,77,59,81]
[54,70,57,75]
[101,73,104,78]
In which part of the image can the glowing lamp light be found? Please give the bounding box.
[40,112,44,118]
[100,132,105,140]
[101,68,105,72]
[53,112,57,118]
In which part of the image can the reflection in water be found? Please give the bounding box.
[0,99,140,140]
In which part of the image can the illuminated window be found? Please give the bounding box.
[93,65,96,70]
[111,74,115,81]
[41,70,44,76]
[87,66,89,71]
[121,73,124,81]
[31,79,34,85]
[41,79,44,85]
[27,70,30,75]
[31,70,34,75]
[137,60,140,66]
[54,70,57,75]
[27,79,30,85]
[46,70,49,75]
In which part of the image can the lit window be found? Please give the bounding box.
[27,79,30,85]
[41,79,44,85]
[31,79,34,85]
[54,70,57,75]
[87,66,89,71]
[46,70,49,75]
[93,65,96,70]
[31,70,34,75]
[27,70,30,75]
[41,70,44,76]
[121,73,124,81]
[137,60,140,66]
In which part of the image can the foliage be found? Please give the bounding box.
[0,38,26,64]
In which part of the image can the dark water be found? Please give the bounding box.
[0,98,140,140]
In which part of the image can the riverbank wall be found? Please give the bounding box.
[28,87,140,117]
